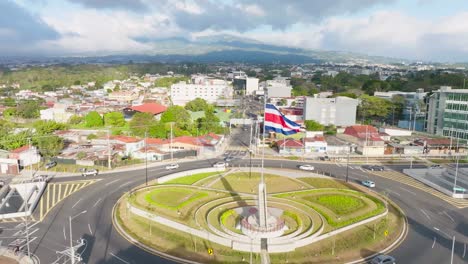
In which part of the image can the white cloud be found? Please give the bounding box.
[42,9,183,55]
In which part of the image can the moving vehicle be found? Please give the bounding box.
[299,165,315,171]
[45,161,57,169]
[81,169,99,177]
[429,164,442,169]
[370,254,396,264]
[362,165,384,171]
[361,180,376,188]
[213,162,228,168]
[224,156,235,162]
[165,163,179,170]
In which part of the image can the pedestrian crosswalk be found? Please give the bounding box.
[37,180,98,221]
[0,215,37,223]
[368,170,468,208]
[225,146,249,152]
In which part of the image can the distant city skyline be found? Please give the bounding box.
[3,0,468,61]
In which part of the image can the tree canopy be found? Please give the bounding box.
[358,95,393,122]
[129,112,154,137]
[85,111,104,127]
[304,120,324,131]
[104,111,126,127]
[185,98,209,112]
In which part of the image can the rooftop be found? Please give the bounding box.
[130,103,167,115]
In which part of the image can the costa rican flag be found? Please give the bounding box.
[264,103,301,135]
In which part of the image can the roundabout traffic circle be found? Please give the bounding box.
[113,168,407,263]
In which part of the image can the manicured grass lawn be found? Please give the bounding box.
[307,194,364,215]
[209,172,305,194]
[163,172,221,185]
[144,188,208,210]
[298,178,353,189]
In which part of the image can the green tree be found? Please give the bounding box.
[2,108,17,119]
[35,136,63,158]
[362,80,391,95]
[0,132,29,150]
[304,120,324,131]
[68,115,84,125]
[16,100,41,119]
[87,134,98,140]
[85,111,104,127]
[129,112,154,137]
[33,120,67,135]
[148,121,167,138]
[160,106,191,128]
[358,95,392,122]
[104,111,126,127]
[185,98,209,112]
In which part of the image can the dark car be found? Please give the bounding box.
[370,254,396,264]
[45,161,57,169]
[362,165,384,171]
[224,156,235,162]
[320,156,330,161]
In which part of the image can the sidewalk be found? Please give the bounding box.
[0,246,38,264]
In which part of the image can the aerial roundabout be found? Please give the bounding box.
[113,167,407,264]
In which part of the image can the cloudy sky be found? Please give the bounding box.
[3,0,468,61]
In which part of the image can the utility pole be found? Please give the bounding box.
[170,122,174,161]
[69,210,87,264]
[144,131,148,186]
[107,129,111,169]
[408,106,412,131]
[346,144,350,182]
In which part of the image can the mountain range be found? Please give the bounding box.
[2,34,414,65]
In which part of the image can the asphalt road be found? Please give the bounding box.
[3,127,467,263]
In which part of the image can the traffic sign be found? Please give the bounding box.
[453,187,466,192]
[207,248,214,255]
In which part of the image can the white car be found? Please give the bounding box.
[165,163,179,170]
[213,162,228,168]
[299,165,315,171]
[362,180,376,188]
[82,169,99,177]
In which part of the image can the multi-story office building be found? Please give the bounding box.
[264,80,292,98]
[426,86,468,140]
[233,77,259,95]
[303,96,359,126]
[171,76,233,106]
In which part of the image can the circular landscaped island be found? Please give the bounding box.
[114,168,406,263]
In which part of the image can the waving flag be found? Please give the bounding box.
[264,103,301,135]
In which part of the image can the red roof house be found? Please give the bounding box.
[129,103,167,115]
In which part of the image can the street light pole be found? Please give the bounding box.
[145,131,148,186]
[346,145,350,183]
[69,210,87,264]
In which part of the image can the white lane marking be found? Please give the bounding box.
[88,223,93,235]
[420,209,431,221]
[463,243,466,258]
[93,198,102,208]
[28,228,39,236]
[387,190,401,196]
[399,187,416,196]
[110,253,130,264]
[335,163,342,167]
[119,181,132,188]
[360,168,366,172]
[432,237,436,248]
[71,198,82,209]
[105,179,120,186]
[63,226,66,240]
[442,211,455,223]
[433,227,450,238]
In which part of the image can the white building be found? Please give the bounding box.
[40,103,73,123]
[303,96,359,126]
[265,80,292,98]
[171,77,233,106]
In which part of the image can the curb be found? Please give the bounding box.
[0,246,39,264]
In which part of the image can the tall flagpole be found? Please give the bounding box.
[262,93,266,184]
